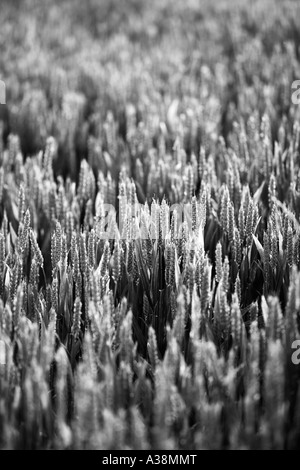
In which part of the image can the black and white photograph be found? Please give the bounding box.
[0,0,300,452]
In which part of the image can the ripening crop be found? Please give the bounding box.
[0,0,300,450]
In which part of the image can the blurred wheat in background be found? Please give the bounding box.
[0,0,300,450]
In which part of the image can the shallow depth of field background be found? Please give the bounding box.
[0,0,300,450]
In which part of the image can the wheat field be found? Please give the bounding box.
[0,0,300,450]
